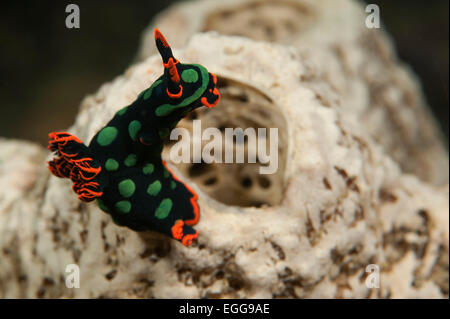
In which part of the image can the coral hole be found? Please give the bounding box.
[163,77,287,207]
[202,0,313,42]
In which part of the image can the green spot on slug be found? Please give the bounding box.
[118,179,136,198]
[97,199,109,213]
[128,120,141,141]
[105,158,119,171]
[97,126,118,146]
[117,106,128,116]
[154,198,173,219]
[124,154,137,167]
[147,180,162,196]
[143,79,163,100]
[155,65,209,117]
[170,181,176,190]
[181,69,199,83]
[115,200,131,214]
[143,90,152,100]
[143,163,154,175]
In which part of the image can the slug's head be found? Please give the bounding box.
[154,29,220,117]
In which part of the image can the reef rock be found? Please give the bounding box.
[0,2,448,299]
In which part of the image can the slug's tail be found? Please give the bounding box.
[48,132,103,202]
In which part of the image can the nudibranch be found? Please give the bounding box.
[47,29,220,246]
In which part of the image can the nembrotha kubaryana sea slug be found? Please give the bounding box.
[47,29,221,247]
